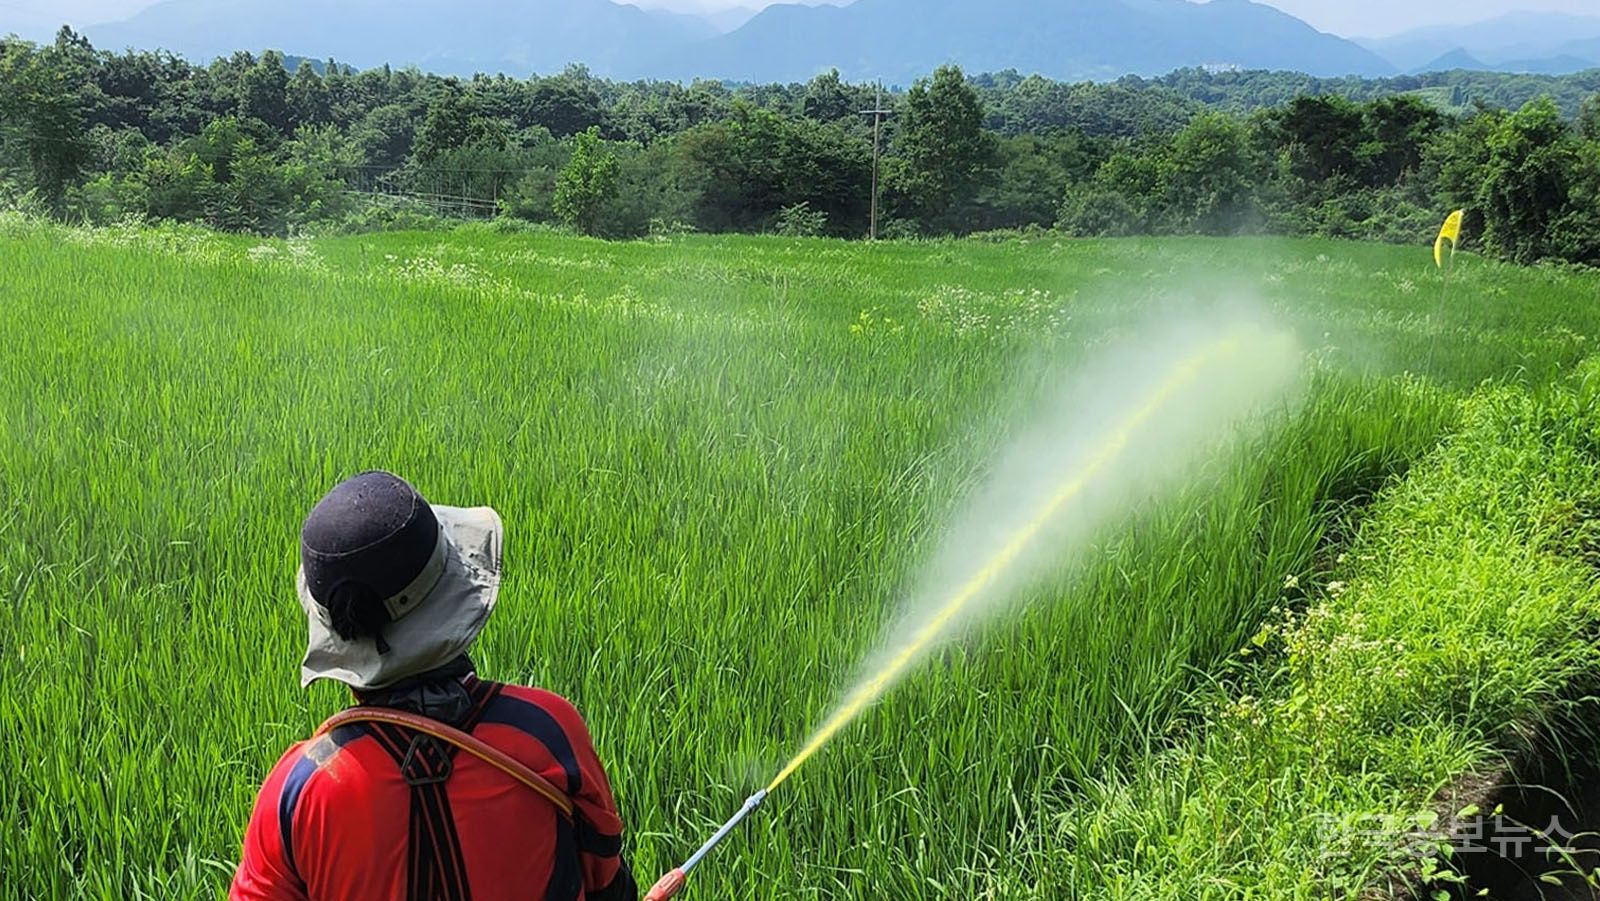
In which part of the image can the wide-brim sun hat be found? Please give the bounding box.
[296,471,504,691]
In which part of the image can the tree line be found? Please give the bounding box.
[2,28,1598,265]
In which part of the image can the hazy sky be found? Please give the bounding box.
[4,0,1599,38]
[639,0,1600,37]
[1244,0,1598,36]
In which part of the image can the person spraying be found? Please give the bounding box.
[232,471,638,901]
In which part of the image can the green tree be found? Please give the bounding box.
[1360,95,1444,186]
[351,103,418,170]
[287,124,359,177]
[89,116,348,234]
[91,48,166,136]
[673,104,869,235]
[286,61,330,128]
[775,201,828,236]
[1056,142,1164,238]
[889,65,997,233]
[1551,138,1600,265]
[971,132,1103,231]
[801,70,856,122]
[1057,185,1140,237]
[1477,98,1581,264]
[0,36,91,212]
[240,50,291,132]
[1425,108,1502,211]
[1579,93,1600,142]
[554,126,620,235]
[1270,94,1364,183]
[1090,149,1161,229]
[527,66,604,138]
[977,72,1199,138]
[135,151,211,223]
[1160,112,1260,234]
[413,83,494,165]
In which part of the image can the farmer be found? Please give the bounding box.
[231,470,637,901]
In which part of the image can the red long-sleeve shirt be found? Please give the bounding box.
[232,678,632,900]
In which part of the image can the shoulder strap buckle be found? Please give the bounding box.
[399,733,454,786]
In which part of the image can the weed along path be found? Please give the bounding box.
[3,218,1600,897]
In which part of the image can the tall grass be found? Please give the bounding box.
[2,218,1598,897]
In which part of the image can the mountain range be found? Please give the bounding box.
[1356,11,1600,75]
[81,0,717,76]
[0,0,1584,83]
[662,0,1394,83]
[69,0,1399,82]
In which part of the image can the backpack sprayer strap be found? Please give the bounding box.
[317,707,576,819]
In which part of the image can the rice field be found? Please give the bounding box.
[2,216,1599,898]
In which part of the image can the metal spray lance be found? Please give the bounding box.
[642,791,768,900]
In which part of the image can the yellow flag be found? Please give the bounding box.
[1434,209,1464,268]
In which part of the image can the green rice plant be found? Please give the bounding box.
[1,222,1598,898]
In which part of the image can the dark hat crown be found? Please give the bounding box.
[300,471,441,613]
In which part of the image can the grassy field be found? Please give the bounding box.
[2,216,1600,898]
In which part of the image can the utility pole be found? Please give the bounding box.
[860,82,894,241]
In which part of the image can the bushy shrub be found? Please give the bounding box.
[647,217,696,238]
[878,218,924,241]
[1057,186,1140,237]
[775,201,828,237]
[319,198,448,235]
[553,126,620,236]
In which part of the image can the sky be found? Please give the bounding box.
[3,0,1599,38]
[1245,0,1599,36]
[637,0,1600,36]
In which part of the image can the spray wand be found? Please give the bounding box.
[642,791,768,900]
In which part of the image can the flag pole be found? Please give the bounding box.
[1425,253,1452,376]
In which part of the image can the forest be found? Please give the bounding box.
[2,27,1598,264]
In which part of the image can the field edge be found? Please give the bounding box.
[1037,362,1600,899]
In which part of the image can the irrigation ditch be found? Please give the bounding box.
[1419,693,1600,900]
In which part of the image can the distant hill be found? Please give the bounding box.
[1412,48,1598,77]
[1360,11,1600,74]
[660,0,1395,83]
[1555,36,1600,63]
[1147,65,1600,121]
[1496,54,1600,76]
[84,0,717,75]
[74,0,1395,82]
[1415,49,1491,74]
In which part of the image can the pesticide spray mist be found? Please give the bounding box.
[644,309,1302,900]
[771,310,1302,788]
